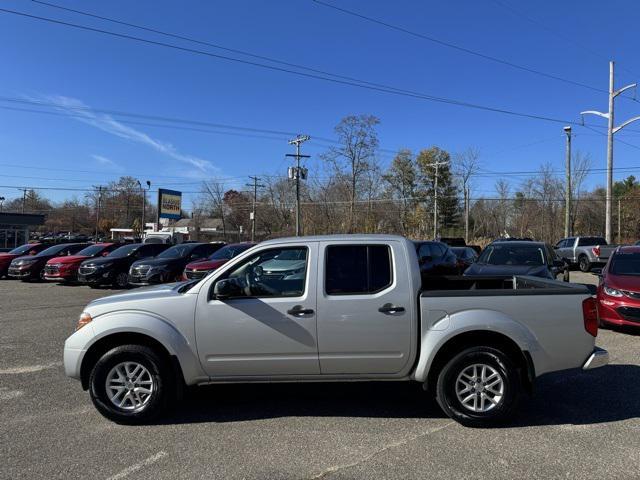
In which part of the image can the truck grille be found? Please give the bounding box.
[79,265,97,275]
[184,268,207,280]
[44,264,60,275]
[616,306,640,323]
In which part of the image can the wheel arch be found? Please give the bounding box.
[424,330,535,395]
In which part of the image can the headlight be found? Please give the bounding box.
[76,312,92,331]
[604,286,623,297]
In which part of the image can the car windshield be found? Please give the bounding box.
[157,244,195,259]
[609,252,640,275]
[76,245,106,257]
[477,245,545,266]
[8,244,38,255]
[210,244,252,260]
[108,244,140,258]
[36,244,69,256]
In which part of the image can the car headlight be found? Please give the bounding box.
[604,286,623,297]
[76,312,92,331]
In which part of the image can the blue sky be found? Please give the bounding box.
[1,0,640,211]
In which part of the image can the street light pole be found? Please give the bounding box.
[581,61,640,243]
[0,196,4,212]
[564,126,572,238]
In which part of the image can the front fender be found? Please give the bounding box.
[413,309,545,383]
[64,310,207,386]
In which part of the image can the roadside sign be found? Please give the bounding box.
[158,188,182,220]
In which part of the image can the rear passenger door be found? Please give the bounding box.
[316,241,413,375]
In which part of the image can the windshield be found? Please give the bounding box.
[108,244,140,258]
[36,244,69,257]
[609,252,640,275]
[157,244,195,259]
[210,244,253,260]
[8,244,39,255]
[478,245,546,266]
[76,245,106,257]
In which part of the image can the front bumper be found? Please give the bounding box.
[77,271,111,285]
[7,267,34,279]
[128,271,166,286]
[582,347,609,370]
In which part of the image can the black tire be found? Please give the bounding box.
[114,272,129,289]
[435,346,521,428]
[89,344,169,424]
[578,255,591,273]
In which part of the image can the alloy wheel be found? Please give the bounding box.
[455,363,505,413]
[105,361,155,411]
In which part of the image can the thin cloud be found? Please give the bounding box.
[31,94,217,173]
[92,154,122,171]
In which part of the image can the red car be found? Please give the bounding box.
[43,243,121,283]
[597,246,640,328]
[182,242,256,280]
[0,243,50,278]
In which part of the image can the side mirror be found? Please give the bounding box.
[102,251,110,257]
[253,265,264,277]
[213,278,241,299]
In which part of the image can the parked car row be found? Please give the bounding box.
[0,241,257,289]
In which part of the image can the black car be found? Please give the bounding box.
[414,241,461,275]
[128,242,224,286]
[451,246,479,271]
[464,241,568,280]
[78,243,170,288]
[7,243,88,281]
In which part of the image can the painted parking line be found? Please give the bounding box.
[106,451,168,480]
[0,362,62,374]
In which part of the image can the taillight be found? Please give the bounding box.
[582,297,598,337]
[592,246,600,257]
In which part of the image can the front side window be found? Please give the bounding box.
[325,245,392,295]
[214,247,308,298]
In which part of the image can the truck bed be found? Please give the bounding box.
[420,275,591,296]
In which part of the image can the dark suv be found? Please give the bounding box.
[78,243,169,288]
[8,243,88,281]
[413,241,460,275]
[129,243,223,286]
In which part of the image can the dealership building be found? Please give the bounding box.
[0,212,45,249]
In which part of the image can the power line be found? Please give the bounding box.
[0,7,609,127]
[312,0,606,94]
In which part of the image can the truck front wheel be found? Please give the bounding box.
[435,346,521,427]
[89,344,169,424]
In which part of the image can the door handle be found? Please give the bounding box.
[287,306,314,316]
[378,303,405,314]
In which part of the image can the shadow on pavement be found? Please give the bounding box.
[157,364,640,427]
[510,364,640,427]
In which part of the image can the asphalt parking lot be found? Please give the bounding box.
[1,272,639,480]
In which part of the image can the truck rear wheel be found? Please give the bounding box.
[435,346,521,427]
[89,344,169,424]
[578,255,591,272]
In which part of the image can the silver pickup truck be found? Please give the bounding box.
[64,235,608,427]
[554,236,618,272]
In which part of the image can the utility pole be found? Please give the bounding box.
[423,161,449,239]
[286,135,310,236]
[618,198,622,243]
[137,180,151,238]
[581,61,640,243]
[94,186,103,240]
[563,126,572,238]
[18,188,27,213]
[464,186,470,243]
[246,176,265,242]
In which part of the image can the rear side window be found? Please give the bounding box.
[578,237,606,246]
[325,245,392,295]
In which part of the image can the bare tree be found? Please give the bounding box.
[201,180,227,241]
[322,115,380,232]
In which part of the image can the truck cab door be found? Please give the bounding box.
[194,243,319,377]
[316,241,413,375]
